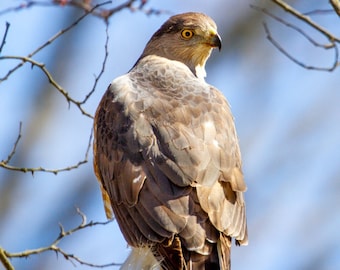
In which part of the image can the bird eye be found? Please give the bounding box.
[181,29,194,39]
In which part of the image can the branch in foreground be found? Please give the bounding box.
[0,124,93,175]
[1,208,117,269]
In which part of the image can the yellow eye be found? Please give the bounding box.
[181,29,194,39]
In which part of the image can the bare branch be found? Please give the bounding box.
[0,1,111,83]
[0,127,93,175]
[0,1,168,269]
[0,1,52,16]
[2,209,117,269]
[67,0,170,19]
[81,20,110,104]
[252,5,335,49]
[99,0,137,20]
[2,122,23,164]
[51,0,135,19]
[0,247,14,270]
[252,2,340,71]
[330,0,340,16]
[303,9,335,16]
[263,22,339,71]
[0,0,169,20]
[0,55,93,117]
[271,0,340,43]
[58,207,114,239]
[0,22,10,53]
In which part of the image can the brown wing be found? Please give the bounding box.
[93,57,247,269]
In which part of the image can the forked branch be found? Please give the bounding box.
[253,0,340,71]
[0,209,116,270]
[0,123,93,175]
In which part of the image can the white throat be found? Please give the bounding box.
[195,64,207,81]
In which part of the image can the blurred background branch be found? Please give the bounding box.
[253,0,340,71]
[329,0,340,16]
[0,0,169,19]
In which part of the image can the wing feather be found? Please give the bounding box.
[93,56,248,269]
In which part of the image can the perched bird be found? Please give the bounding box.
[93,12,248,270]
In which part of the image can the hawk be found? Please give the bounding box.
[93,12,247,270]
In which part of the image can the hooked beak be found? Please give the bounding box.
[211,33,222,51]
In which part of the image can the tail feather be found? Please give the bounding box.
[153,234,229,270]
[152,236,185,270]
[121,234,231,270]
[120,247,160,270]
[217,234,231,270]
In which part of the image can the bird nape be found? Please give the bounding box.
[93,12,248,270]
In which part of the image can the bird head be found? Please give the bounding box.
[139,12,222,79]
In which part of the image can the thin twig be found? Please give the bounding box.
[0,162,87,174]
[263,22,339,71]
[4,209,117,268]
[303,9,334,16]
[56,207,114,240]
[101,0,136,19]
[271,0,340,43]
[0,22,10,53]
[0,0,168,19]
[81,20,110,104]
[0,55,93,117]
[252,2,340,71]
[0,128,93,175]
[0,1,111,83]
[3,122,23,164]
[0,1,52,16]
[252,5,335,49]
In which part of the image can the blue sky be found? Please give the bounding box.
[0,1,340,269]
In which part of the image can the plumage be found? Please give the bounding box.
[93,12,247,270]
